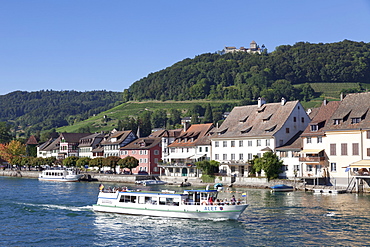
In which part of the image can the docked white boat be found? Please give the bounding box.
[38,168,83,182]
[93,188,248,220]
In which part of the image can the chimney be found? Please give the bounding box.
[323,99,328,105]
[258,97,263,107]
[183,121,190,132]
[340,92,344,101]
[281,97,286,106]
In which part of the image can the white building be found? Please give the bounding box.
[211,98,310,177]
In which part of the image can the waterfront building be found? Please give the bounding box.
[78,133,105,158]
[160,123,214,177]
[120,137,162,175]
[211,97,310,177]
[100,130,137,157]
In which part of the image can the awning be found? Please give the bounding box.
[166,153,193,159]
[300,149,323,153]
[189,154,206,159]
[349,160,370,168]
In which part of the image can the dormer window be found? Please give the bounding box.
[351,118,361,124]
[241,126,252,134]
[263,114,273,121]
[310,125,318,132]
[333,119,341,125]
[239,116,248,122]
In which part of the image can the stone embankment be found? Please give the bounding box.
[0,170,317,191]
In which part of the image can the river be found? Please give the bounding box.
[1,176,370,246]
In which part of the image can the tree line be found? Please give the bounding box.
[127,40,370,102]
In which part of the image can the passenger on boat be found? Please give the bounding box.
[208,196,214,205]
[231,195,236,205]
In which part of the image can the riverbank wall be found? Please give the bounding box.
[0,170,322,191]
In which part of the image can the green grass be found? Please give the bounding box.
[57,100,239,133]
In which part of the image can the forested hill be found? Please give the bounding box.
[126,40,370,102]
[0,90,122,136]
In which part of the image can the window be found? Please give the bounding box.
[257,153,261,158]
[334,119,341,125]
[310,125,318,131]
[154,150,159,155]
[215,141,219,147]
[199,147,202,152]
[294,165,300,171]
[223,141,227,147]
[317,136,322,143]
[257,140,261,146]
[293,117,297,122]
[330,163,337,172]
[223,154,227,160]
[352,143,359,156]
[292,151,300,157]
[248,140,252,147]
[239,153,244,160]
[205,147,208,152]
[301,117,305,123]
[248,153,253,160]
[266,139,270,146]
[330,144,336,156]
[215,154,219,160]
[351,118,360,124]
[306,165,313,172]
[239,141,243,147]
[341,143,348,156]
[367,131,370,139]
[306,137,312,144]
[231,153,235,160]
[231,141,235,147]
[286,128,290,134]
[280,151,287,158]
[367,148,370,157]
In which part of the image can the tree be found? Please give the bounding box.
[62,156,79,167]
[250,152,283,180]
[0,122,12,144]
[118,156,139,174]
[76,157,91,170]
[0,140,26,164]
[103,156,121,174]
[195,160,219,175]
[203,104,213,123]
[89,157,105,173]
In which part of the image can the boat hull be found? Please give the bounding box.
[270,184,294,192]
[93,191,248,220]
[93,203,248,220]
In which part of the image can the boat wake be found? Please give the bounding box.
[17,202,93,212]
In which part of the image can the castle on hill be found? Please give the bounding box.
[224,40,265,54]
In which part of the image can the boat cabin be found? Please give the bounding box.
[183,189,218,205]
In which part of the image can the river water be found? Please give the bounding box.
[1,176,370,246]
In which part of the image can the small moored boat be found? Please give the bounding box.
[93,187,248,220]
[38,168,83,182]
[141,180,167,186]
[270,184,294,192]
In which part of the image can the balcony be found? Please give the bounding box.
[299,156,325,162]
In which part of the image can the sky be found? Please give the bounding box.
[1,0,370,95]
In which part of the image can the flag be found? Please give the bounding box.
[241,193,247,197]
[99,184,104,191]
[345,167,350,172]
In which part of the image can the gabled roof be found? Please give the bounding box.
[276,131,303,151]
[302,100,340,137]
[60,133,91,143]
[169,123,214,147]
[324,92,370,131]
[121,137,162,150]
[212,101,300,139]
[26,135,38,145]
[100,130,135,145]
[150,129,183,138]
[78,133,104,147]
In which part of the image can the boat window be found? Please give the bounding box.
[159,197,166,205]
[144,196,156,205]
[120,195,136,203]
[138,196,146,204]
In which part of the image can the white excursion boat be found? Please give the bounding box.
[38,168,83,182]
[93,187,248,220]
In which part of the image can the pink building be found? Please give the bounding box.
[120,137,162,175]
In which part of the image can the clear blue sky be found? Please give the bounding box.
[1,0,370,95]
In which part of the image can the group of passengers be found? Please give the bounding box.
[100,184,128,193]
[207,195,241,205]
